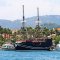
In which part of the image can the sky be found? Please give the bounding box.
[0,0,60,21]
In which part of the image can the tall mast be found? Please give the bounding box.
[21,5,26,39]
[37,7,39,27]
[22,5,25,29]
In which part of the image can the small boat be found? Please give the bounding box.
[56,41,60,51]
[2,43,15,50]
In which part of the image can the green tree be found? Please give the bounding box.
[0,35,6,46]
[42,27,50,36]
[26,27,34,39]
[54,35,60,44]
[0,26,3,34]
[34,26,43,38]
[3,28,12,34]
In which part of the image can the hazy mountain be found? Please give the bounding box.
[42,23,60,29]
[0,15,60,29]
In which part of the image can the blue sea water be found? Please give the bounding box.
[0,50,60,60]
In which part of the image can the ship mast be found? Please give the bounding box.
[37,7,39,27]
[22,5,25,29]
[21,5,27,39]
[35,7,41,38]
[36,7,40,29]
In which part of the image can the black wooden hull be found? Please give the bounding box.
[15,39,53,50]
[15,46,51,50]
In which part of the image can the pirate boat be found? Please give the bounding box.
[15,5,53,50]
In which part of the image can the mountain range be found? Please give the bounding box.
[0,15,60,29]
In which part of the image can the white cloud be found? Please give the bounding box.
[0,0,60,21]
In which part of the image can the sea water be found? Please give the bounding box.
[0,50,60,60]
